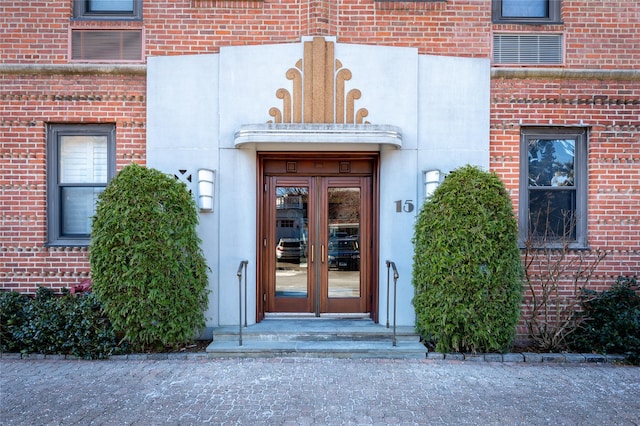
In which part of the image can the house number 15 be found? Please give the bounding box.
[394,200,414,213]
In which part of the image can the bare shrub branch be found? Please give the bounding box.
[522,209,606,352]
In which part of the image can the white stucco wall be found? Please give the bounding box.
[147,54,221,333]
[146,38,490,331]
[418,54,491,180]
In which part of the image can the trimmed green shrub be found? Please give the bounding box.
[0,290,27,353]
[90,163,209,350]
[569,276,639,364]
[15,287,67,354]
[0,288,117,359]
[412,165,523,353]
[60,291,120,359]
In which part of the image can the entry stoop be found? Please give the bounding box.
[206,318,427,359]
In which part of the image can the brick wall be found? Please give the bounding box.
[562,0,640,68]
[2,1,638,64]
[491,77,640,284]
[1,1,494,63]
[1,73,146,292]
[337,0,491,56]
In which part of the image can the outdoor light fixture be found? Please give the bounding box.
[197,168,215,212]
[424,169,442,199]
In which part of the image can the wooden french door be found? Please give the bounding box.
[259,154,377,317]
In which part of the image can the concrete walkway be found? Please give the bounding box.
[1,357,638,425]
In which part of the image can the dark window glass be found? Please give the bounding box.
[60,187,105,237]
[528,139,575,187]
[528,189,576,241]
[527,138,576,240]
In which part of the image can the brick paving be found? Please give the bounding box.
[1,357,638,425]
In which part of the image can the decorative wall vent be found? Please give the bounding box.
[269,37,369,124]
[71,29,143,62]
[191,0,263,8]
[174,169,194,194]
[493,33,563,65]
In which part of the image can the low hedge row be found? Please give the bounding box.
[2,277,637,362]
[569,276,640,364]
[0,287,120,359]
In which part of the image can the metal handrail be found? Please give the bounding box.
[385,260,399,347]
[236,260,249,346]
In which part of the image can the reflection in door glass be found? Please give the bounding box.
[327,188,360,298]
[275,187,308,298]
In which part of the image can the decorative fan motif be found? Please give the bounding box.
[269,37,369,125]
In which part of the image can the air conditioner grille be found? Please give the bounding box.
[71,30,142,62]
[493,34,563,65]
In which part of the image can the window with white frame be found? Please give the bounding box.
[492,0,562,24]
[47,124,115,246]
[519,127,588,248]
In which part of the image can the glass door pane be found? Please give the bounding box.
[327,187,360,298]
[275,186,309,298]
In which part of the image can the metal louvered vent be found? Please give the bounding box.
[71,30,143,62]
[493,33,563,65]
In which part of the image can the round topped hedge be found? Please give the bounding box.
[412,165,522,353]
[89,163,209,350]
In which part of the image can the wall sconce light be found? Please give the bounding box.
[197,168,215,212]
[424,169,442,199]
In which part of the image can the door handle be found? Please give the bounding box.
[311,244,314,263]
[321,244,325,263]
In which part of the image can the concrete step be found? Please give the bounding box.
[206,318,427,359]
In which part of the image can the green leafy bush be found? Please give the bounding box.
[90,163,209,350]
[15,287,67,354]
[0,288,117,359]
[412,165,523,353]
[60,290,120,359]
[569,276,639,364]
[0,290,28,353]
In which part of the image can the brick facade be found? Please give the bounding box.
[491,77,639,285]
[1,1,638,334]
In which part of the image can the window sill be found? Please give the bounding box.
[492,20,563,26]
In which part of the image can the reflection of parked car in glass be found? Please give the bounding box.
[276,238,302,263]
[328,237,360,271]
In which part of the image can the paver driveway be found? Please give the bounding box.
[1,357,638,425]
